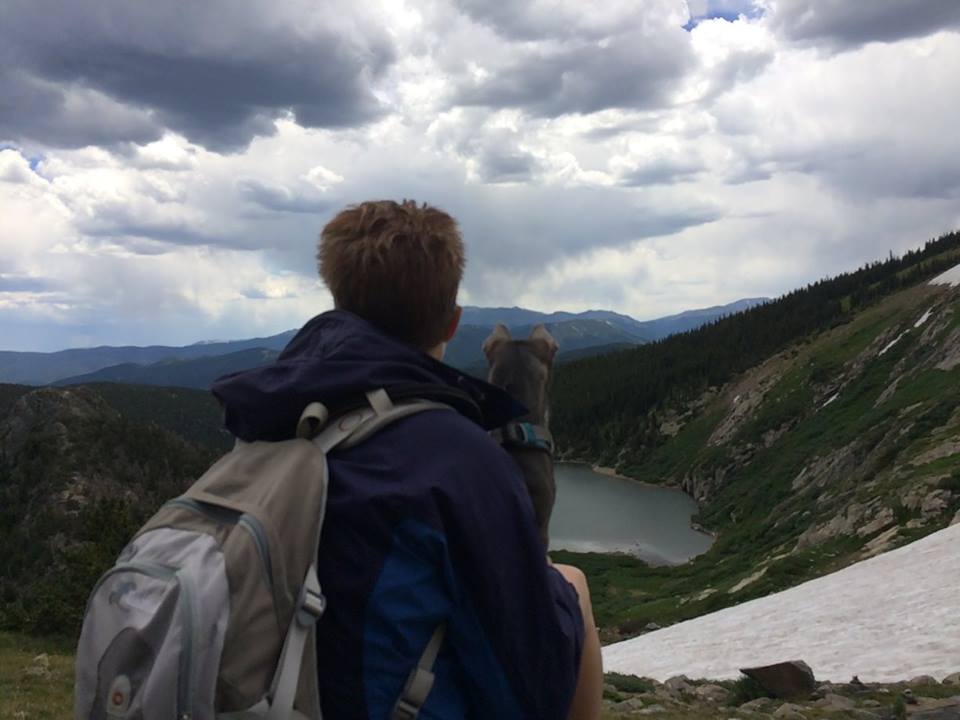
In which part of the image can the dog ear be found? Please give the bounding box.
[528,324,558,364]
[482,324,512,361]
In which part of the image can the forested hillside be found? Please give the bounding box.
[0,386,224,635]
[552,231,960,465]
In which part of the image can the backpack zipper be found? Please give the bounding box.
[237,514,274,589]
[175,567,199,720]
[165,497,274,590]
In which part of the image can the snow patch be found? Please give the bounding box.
[914,308,933,328]
[602,524,960,682]
[821,393,839,409]
[878,331,907,356]
[930,264,960,287]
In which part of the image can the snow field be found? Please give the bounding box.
[602,523,960,682]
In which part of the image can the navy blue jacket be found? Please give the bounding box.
[212,311,584,719]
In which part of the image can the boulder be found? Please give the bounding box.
[911,705,960,720]
[693,683,732,704]
[741,660,816,699]
[636,706,667,716]
[912,675,941,686]
[815,693,855,710]
[739,697,776,712]
[773,702,807,719]
[663,675,692,694]
[943,673,960,686]
[613,697,646,712]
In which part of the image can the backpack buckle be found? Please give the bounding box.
[295,566,326,626]
[391,698,420,720]
[303,588,326,618]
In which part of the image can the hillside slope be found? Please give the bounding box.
[603,521,960,682]
[53,348,279,390]
[0,386,222,635]
[550,235,960,638]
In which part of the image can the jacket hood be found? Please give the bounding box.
[212,310,523,442]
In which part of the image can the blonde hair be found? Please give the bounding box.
[318,200,465,348]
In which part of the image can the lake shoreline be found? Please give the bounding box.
[562,460,719,544]
[552,462,716,561]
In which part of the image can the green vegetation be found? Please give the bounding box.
[727,675,773,706]
[90,382,232,451]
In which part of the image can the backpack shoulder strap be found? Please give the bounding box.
[267,390,452,720]
[391,623,448,720]
[301,389,454,453]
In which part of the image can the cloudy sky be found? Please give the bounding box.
[2,0,959,351]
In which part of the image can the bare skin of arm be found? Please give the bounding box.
[553,563,603,720]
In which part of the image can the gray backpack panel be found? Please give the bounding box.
[76,390,452,720]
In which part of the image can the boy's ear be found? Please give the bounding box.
[443,306,462,343]
[528,324,558,365]
[482,324,511,361]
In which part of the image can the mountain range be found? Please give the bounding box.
[2,231,960,645]
[1,298,766,389]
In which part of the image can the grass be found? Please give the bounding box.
[0,633,75,720]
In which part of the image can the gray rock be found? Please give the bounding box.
[644,622,662,632]
[943,673,960,686]
[637,706,667,716]
[663,675,692,694]
[911,704,960,719]
[614,697,647,712]
[694,684,732,704]
[912,675,941,686]
[849,710,882,720]
[815,693,855,710]
[741,660,816,699]
[773,702,807,719]
[862,699,882,707]
[739,697,775,712]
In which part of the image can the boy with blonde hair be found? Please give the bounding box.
[214,200,601,719]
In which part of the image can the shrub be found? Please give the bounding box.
[728,674,773,706]
[605,672,656,695]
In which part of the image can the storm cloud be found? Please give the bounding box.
[769,0,960,50]
[456,28,696,117]
[1,0,395,151]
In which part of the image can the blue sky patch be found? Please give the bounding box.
[684,0,764,30]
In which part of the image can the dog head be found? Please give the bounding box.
[483,324,558,422]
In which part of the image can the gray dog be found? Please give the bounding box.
[483,323,558,548]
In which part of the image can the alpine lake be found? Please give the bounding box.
[549,463,713,565]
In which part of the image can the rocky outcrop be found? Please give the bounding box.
[603,671,960,718]
[741,661,816,699]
